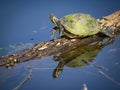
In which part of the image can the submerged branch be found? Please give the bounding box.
[12,66,32,90]
[0,10,120,67]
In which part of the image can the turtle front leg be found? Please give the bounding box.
[57,21,64,37]
[51,26,59,38]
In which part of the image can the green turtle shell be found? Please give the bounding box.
[59,13,101,37]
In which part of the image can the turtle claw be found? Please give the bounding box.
[59,28,63,37]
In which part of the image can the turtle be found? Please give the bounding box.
[49,13,113,38]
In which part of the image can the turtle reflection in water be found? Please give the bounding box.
[52,39,113,78]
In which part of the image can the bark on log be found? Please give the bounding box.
[0,10,120,67]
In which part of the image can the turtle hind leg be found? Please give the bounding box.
[100,28,114,38]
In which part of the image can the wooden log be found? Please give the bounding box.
[0,10,120,67]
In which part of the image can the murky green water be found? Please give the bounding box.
[0,0,120,90]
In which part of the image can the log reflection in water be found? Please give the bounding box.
[52,38,113,78]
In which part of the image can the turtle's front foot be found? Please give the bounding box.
[51,26,58,39]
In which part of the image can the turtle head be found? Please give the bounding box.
[50,13,64,37]
[50,14,59,26]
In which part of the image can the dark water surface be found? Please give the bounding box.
[0,0,120,90]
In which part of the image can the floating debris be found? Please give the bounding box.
[8,42,34,54]
[93,64,108,71]
[99,70,120,86]
[12,66,32,90]
[108,48,120,53]
[0,48,3,50]
[30,38,35,40]
[81,59,108,71]
[39,24,49,30]
[81,83,88,90]
[32,30,38,33]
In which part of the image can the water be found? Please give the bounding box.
[0,0,120,90]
